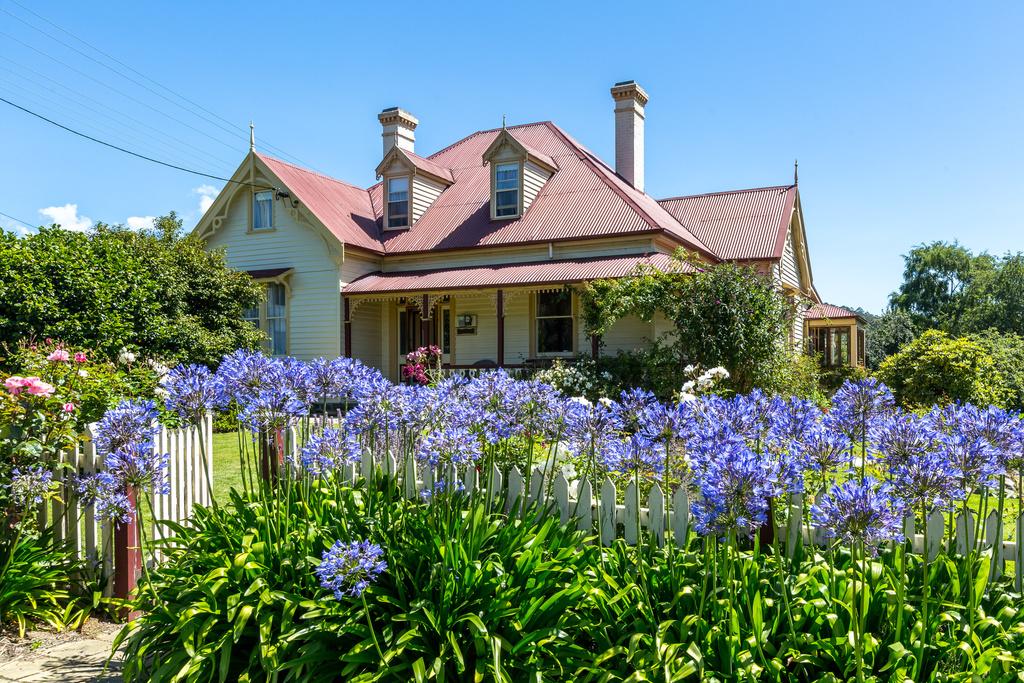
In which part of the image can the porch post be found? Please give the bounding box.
[591,334,600,359]
[421,294,430,348]
[343,296,352,358]
[496,289,505,367]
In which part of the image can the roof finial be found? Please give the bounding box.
[501,114,506,130]
[793,158,798,185]
[249,121,255,152]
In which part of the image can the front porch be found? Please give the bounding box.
[804,303,867,369]
[341,255,673,380]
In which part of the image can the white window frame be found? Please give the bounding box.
[534,290,574,357]
[386,176,410,229]
[243,281,289,356]
[492,162,521,219]
[252,190,274,231]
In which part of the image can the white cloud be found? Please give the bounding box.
[125,215,157,231]
[193,185,220,215]
[38,204,93,232]
[1,217,33,237]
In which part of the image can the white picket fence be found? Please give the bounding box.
[40,415,214,594]
[281,432,1024,591]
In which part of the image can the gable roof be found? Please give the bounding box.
[256,153,382,253]
[806,302,865,322]
[481,127,558,172]
[375,147,455,184]
[220,125,801,268]
[658,185,797,260]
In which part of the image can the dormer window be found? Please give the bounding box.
[253,190,274,231]
[494,163,521,218]
[482,128,558,221]
[387,176,409,228]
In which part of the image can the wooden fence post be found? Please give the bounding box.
[112,486,141,619]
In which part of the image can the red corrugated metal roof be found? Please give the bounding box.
[255,124,797,268]
[343,253,688,294]
[257,153,382,253]
[806,303,864,321]
[398,150,455,184]
[658,186,796,260]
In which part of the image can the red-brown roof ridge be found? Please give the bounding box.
[256,152,371,194]
[659,184,795,203]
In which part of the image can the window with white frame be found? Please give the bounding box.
[535,291,573,355]
[253,191,274,231]
[494,163,520,217]
[267,283,287,355]
[387,176,409,228]
[242,283,288,355]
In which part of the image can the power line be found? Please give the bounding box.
[2,0,319,170]
[0,210,37,230]
[0,94,274,189]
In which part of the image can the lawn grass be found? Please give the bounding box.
[211,429,245,502]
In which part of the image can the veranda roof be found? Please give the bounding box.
[343,253,686,295]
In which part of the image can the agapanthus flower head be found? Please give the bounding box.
[802,425,853,478]
[164,364,222,425]
[315,539,387,599]
[299,427,358,476]
[415,424,482,469]
[826,378,895,440]
[871,412,939,469]
[76,472,134,523]
[564,397,623,476]
[690,441,774,538]
[811,478,904,553]
[9,466,56,508]
[104,441,171,494]
[937,431,1000,496]
[957,404,1024,472]
[890,449,962,516]
[768,397,821,444]
[93,400,160,456]
[216,350,281,405]
[237,382,308,432]
[615,387,658,433]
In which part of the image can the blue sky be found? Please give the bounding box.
[1,1,1021,312]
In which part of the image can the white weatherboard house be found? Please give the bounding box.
[195,81,822,381]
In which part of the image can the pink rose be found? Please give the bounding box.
[4,375,26,396]
[63,402,76,413]
[47,349,70,362]
[73,352,87,363]
[24,377,55,397]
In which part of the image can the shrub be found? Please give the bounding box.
[0,215,262,368]
[968,329,1024,410]
[876,329,1009,408]
[865,307,918,369]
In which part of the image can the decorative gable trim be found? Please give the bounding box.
[481,128,558,173]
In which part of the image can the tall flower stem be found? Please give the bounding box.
[851,540,865,683]
[362,593,386,661]
[917,502,931,679]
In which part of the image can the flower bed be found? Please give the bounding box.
[79,351,1024,680]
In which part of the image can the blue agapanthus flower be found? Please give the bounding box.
[890,449,962,516]
[564,397,623,476]
[238,383,308,431]
[871,412,939,469]
[216,350,281,405]
[802,425,853,477]
[9,466,56,508]
[104,441,171,495]
[164,364,222,425]
[76,472,134,524]
[606,432,666,477]
[93,399,160,456]
[420,478,466,501]
[938,431,1000,496]
[826,378,895,440]
[811,478,904,553]
[415,424,482,469]
[299,427,358,476]
[690,440,774,538]
[315,540,387,599]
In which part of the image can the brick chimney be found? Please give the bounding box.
[610,80,648,192]
[378,107,418,156]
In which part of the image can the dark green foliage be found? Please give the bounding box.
[0,529,93,637]
[876,329,1009,409]
[116,480,594,682]
[0,214,262,368]
[580,252,793,394]
[889,241,992,332]
[968,329,1024,411]
[865,308,918,369]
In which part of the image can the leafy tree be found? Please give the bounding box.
[967,329,1024,410]
[876,329,1008,409]
[580,252,792,393]
[889,241,993,333]
[959,253,1024,335]
[865,308,917,369]
[0,213,262,368]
